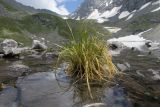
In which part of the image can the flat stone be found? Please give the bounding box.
[117,63,128,71]
[0,87,18,107]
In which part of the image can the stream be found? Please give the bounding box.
[0,48,160,107]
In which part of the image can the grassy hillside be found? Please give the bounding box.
[0,13,109,46]
[20,13,109,37]
[0,16,32,45]
[0,0,110,47]
[20,13,59,33]
[0,0,17,11]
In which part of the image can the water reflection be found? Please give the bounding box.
[56,69,132,107]
[0,48,160,107]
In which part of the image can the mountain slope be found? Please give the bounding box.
[0,0,109,47]
[70,0,160,23]
[70,0,160,38]
[142,24,160,42]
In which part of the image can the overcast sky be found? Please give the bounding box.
[15,0,83,15]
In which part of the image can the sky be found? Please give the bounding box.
[15,0,83,15]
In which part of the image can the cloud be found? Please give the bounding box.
[55,0,76,3]
[15,0,70,15]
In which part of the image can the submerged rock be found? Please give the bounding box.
[0,87,18,107]
[16,72,73,107]
[42,52,59,60]
[7,62,31,77]
[117,63,129,71]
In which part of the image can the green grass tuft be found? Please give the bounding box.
[57,24,117,98]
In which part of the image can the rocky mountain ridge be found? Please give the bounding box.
[70,0,160,23]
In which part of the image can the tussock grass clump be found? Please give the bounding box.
[57,24,117,98]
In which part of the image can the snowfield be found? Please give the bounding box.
[107,29,159,51]
[87,6,122,23]
[100,6,122,19]
[152,0,160,5]
[108,35,146,50]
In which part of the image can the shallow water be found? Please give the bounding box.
[0,49,160,107]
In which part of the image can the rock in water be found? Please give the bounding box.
[7,62,31,77]
[2,39,18,48]
[1,39,20,57]
[108,41,124,50]
[32,40,47,51]
[145,41,152,48]
[117,63,128,71]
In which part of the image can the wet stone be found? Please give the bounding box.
[7,61,31,77]
[0,87,18,107]
[117,63,128,71]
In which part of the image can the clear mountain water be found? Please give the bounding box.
[0,48,159,107]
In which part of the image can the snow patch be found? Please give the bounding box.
[125,10,136,20]
[87,9,100,19]
[107,29,152,50]
[97,18,109,23]
[104,27,121,33]
[106,0,114,7]
[152,0,160,5]
[62,16,68,19]
[126,13,134,20]
[87,6,122,23]
[118,11,130,19]
[108,35,146,50]
[100,6,122,19]
[151,7,160,12]
[97,18,104,23]
[139,2,151,10]
[76,16,80,20]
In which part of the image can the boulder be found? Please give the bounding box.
[2,39,18,48]
[0,39,30,58]
[43,52,59,59]
[0,39,20,58]
[107,41,124,50]
[145,41,152,48]
[32,40,47,51]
